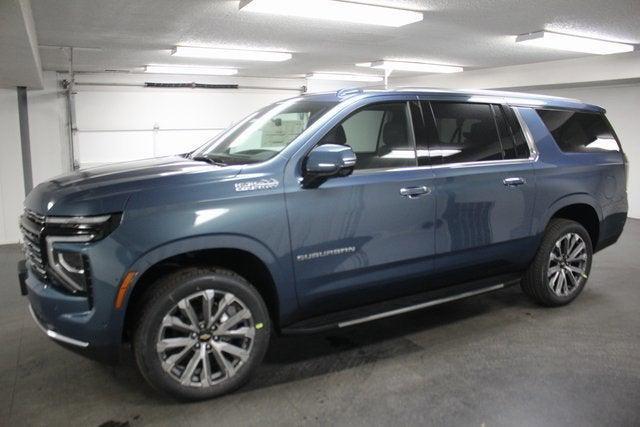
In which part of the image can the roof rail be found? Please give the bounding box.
[336,87,364,98]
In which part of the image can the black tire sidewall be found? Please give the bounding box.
[133,269,271,401]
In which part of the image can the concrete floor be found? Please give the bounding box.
[1,220,639,427]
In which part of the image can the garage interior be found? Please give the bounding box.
[1,0,639,425]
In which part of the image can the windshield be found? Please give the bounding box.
[191,98,338,165]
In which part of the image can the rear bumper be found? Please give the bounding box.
[596,212,627,252]
[20,263,121,363]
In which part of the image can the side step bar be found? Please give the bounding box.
[282,276,519,335]
[337,283,505,328]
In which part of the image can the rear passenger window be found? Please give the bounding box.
[430,102,503,164]
[319,102,417,170]
[537,109,620,153]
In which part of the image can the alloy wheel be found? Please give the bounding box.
[156,290,256,387]
[547,232,589,297]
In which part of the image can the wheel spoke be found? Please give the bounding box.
[178,299,200,329]
[180,351,202,385]
[548,265,561,276]
[200,346,212,386]
[202,289,215,328]
[568,241,585,260]
[555,271,565,294]
[163,315,197,333]
[567,254,587,263]
[211,345,236,377]
[216,342,250,362]
[157,337,194,353]
[211,293,236,326]
[565,267,578,289]
[217,326,255,340]
[565,264,584,275]
[218,309,251,333]
[163,345,193,372]
[561,271,569,295]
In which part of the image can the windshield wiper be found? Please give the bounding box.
[191,155,227,166]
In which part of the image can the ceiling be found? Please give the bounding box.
[24,0,640,79]
[0,0,42,87]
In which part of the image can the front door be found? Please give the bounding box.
[285,100,436,315]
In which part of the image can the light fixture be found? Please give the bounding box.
[172,46,292,62]
[358,60,463,73]
[515,31,634,55]
[144,65,238,76]
[306,73,383,82]
[239,0,423,27]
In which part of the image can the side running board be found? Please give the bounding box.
[338,283,505,328]
[281,276,520,335]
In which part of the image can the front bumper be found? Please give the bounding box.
[28,304,89,348]
[19,261,122,363]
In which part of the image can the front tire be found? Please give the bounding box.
[522,219,593,307]
[133,267,271,401]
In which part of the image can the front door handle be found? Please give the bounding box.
[400,186,431,198]
[503,177,526,187]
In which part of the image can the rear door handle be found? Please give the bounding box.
[503,177,526,187]
[400,186,431,198]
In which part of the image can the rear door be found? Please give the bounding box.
[284,99,436,315]
[418,98,537,282]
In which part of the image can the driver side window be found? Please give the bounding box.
[319,102,417,170]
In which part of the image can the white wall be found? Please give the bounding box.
[0,88,25,244]
[532,83,640,218]
[27,71,69,183]
[74,86,299,167]
[391,53,640,219]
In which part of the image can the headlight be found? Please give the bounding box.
[45,214,121,293]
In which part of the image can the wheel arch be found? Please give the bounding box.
[542,195,602,246]
[117,234,296,342]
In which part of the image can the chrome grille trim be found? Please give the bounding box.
[20,209,47,280]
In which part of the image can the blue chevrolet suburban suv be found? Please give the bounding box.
[18,88,627,400]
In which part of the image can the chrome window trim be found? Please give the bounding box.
[511,106,539,162]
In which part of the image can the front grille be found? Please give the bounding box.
[20,209,47,280]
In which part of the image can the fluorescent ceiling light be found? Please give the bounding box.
[239,0,423,27]
[172,46,292,62]
[358,60,463,73]
[144,65,238,76]
[306,73,383,82]
[516,31,634,55]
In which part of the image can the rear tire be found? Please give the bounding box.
[522,219,593,307]
[133,267,271,401]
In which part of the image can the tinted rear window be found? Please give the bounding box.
[537,109,620,153]
[429,102,503,164]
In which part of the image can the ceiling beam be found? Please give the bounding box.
[0,0,43,89]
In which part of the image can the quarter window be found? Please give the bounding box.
[429,102,503,164]
[537,109,620,153]
[319,102,417,170]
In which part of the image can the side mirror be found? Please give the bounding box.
[303,144,357,188]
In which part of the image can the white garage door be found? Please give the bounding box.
[74,87,299,168]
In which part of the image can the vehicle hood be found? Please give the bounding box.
[24,156,242,216]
